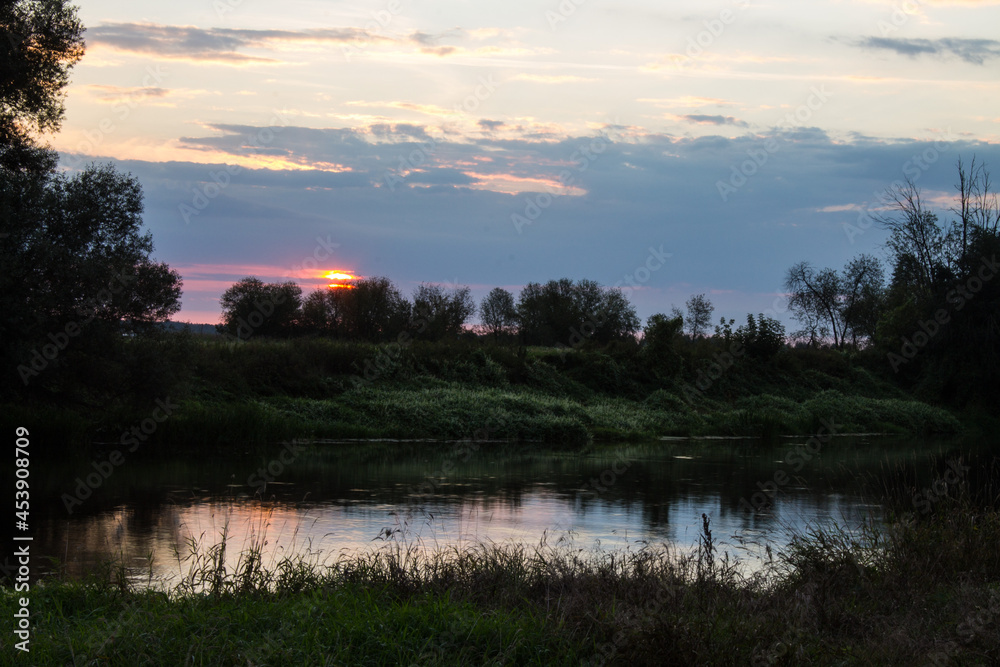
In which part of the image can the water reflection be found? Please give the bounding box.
[29,437,993,585]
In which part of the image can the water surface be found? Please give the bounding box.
[29,436,989,585]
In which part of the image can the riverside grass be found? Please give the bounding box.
[138,385,962,448]
[8,384,962,451]
[3,336,965,449]
[5,498,999,666]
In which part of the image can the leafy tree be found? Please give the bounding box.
[714,316,735,341]
[1,1,184,394]
[300,288,346,336]
[596,288,640,344]
[479,287,518,340]
[516,279,639,346]
[344,276,410,341]
[299,277,411,341]
[685,293,714,338]
[1,0,84,173]
[412,283,475,341]
[3,164,182,387]
[516,279,575,346]
[218,277,302,340]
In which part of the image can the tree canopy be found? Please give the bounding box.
[1,0,84,173]
[218,278,302,340]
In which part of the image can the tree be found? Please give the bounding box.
[785,262,843,347]
[595,288,640,344]
[840,254,885,347]
[873,178,956,293]
[479,287,518,340]
[218,277,302,340]
[344,276,410,341]
[1,0,85,173]
[685,294,714,338]
[516,279,576,345]
[300,288,347,336]
[515,279,639,346]
[299,277,411,341]
[953,156,1000,263]
[412,283,475,341]
[1,2,183,393]
[3,164,183,387]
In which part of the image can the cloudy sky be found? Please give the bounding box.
[53,0,1000,325]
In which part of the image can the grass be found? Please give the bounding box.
[2,336,965,450]
[6,485,1000,666]
[2,384,961,451]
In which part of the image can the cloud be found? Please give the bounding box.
[511,74,595,84]
[84,85,171,104]
[639,96,736,108]
[855,37,1000,64]
[403,168,481,186]
[678,114,750,128]
[86,22,543,65]
[346,100,460,117]
[86,22,405,64]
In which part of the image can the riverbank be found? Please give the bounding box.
[2,336,969,450]
[4,498,998,665]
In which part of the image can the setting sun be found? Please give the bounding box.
[323,270,360,289]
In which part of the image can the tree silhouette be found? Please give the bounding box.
[685,294,714,338]
[479,287,518,341]
[412,283,475,341]
[516,279,638,346]
[218,278,302,340]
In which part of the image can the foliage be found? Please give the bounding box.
[734,313,785,360]
[218,277,302,340]
[1,164,182,392]
[412,282,475,341]
[642,313,684,375]
[516,278,639,346]
[479,286,518,340]
[0,0,84,173]
[785,261,845,346]
[684,293,714,338]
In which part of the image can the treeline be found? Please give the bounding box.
[217,277,646,348]
[218,274,789,361]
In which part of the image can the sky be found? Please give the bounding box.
[51,0,1000,326]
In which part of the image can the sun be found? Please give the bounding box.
[322,270,360,289]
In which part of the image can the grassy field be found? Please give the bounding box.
[5,496,999,665]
